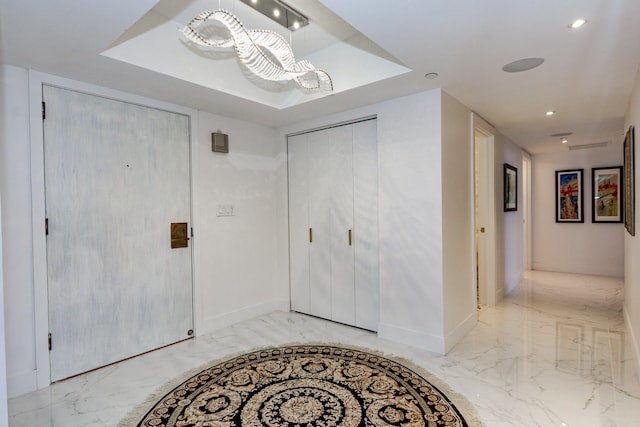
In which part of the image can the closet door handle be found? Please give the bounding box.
[309,228,313,243]
[348,229,352,246]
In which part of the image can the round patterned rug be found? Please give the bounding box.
[126,345,473,426]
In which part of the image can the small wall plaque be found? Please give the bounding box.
[212,132,229,153]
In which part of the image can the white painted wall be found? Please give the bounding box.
[0,199,8,425]
[0,67,283,397]
[532,147,624,277]
[624,64,640,377]
[194,111,285,333]
[0,65,37,397]
[277,89,476,353]
[496,134,525,294]
[376,91,445,351]
[441,92,475,350]
[0,67,10,423]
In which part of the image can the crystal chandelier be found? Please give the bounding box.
[181,9,333,92]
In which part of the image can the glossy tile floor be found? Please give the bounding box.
[8,270,640,426]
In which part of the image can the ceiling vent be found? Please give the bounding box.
[568,141,608,150]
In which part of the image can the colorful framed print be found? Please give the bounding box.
[556,169,584,223]
[504,163,517,212]
[592,166,623,223]
[624,126,635,235]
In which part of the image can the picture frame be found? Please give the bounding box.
[504,163,517,212]
[556,169,584,223]
[592,166,623,223]
[624,126,635,235]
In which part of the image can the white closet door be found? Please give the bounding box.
[353,119,379,331]
[43,85,193,381]
[307,130,332,319]
[329,126,356,325]
[287,119,379,332]
[288,134,310,313]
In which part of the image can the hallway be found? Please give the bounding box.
[8,271,640,426]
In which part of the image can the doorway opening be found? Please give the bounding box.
[522,153,532,270]
[474,124,496,306]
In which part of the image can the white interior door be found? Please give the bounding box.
[308,129,332,319]
[287,119,379,331]
[352,119,379,330]
[43,85,193,381]
[329,126,355,325]
[474,127,496,306]
[287,134,310,314]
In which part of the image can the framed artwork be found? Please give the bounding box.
[556,169,584,223]
[504,163,517,212]
[624,126,635,235]
[592,166,623,223]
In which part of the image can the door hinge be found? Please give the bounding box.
[190,227,194,238]
[42,101,46,120]
[48,333,52,351]
[45,218,49,235]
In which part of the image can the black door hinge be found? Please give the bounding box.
[191,227,194,237]
[45,218,49,235]
[42,101,46,120]
[48,333,52,351]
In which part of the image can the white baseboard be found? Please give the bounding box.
[444,312,477,353]
[505,271,524,294]
[531,263,623,278]
[623,302,640,382]
[7,370,37,399]
[378,323,445,354]
[198,299,289,336]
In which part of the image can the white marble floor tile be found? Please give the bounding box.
[8,270,640,426]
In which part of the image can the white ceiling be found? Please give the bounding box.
[102,0,410,109]
[1,0,639,154]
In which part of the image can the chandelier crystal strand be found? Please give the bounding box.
[181,9,333,91]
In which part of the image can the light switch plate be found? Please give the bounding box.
[216,204,235,217]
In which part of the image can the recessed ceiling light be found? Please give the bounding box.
[502,57,544,73]
[561,138,568,143]
[424,72,439,79]
[546,111,555,116]
[240,0,309,31]
[569,19,587,29]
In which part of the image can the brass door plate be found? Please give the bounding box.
[171,222,189,248]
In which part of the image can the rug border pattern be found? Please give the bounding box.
[119,342,484,427]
